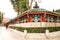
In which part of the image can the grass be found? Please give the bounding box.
[10,26,60,33]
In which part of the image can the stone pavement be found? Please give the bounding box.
[0,27,24,40]
[0,27,60,40]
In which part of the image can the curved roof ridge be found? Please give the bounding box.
[20,8,60,15]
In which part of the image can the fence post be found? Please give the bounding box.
[45,29,50,39]
[24,30,28,38]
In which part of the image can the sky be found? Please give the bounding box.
[32,0,60,11]
[0,0,17,19]
[0,0,60,19]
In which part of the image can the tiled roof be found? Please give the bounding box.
[20,8,60,15]
[26,8,49,12]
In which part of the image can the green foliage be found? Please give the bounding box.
[54,9,60,14]
[10,0,28,15]
[10,26,60,33]
[0,12,3,24]
[20,0,27,12]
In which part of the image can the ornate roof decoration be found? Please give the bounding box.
[33,2,39,8]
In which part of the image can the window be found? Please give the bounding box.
[34,16,38,22]
[32,14,41,22]
[57,17,59,23]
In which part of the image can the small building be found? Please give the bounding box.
[7,2,60,27]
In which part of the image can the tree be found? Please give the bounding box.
[0,12,3,24]
[10,0,29,15]
[54,9,60,14]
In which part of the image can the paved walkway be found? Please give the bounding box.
[0,27,24,40]
[0,26,60,40]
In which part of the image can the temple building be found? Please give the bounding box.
[6,2,60,28]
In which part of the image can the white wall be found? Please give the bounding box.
[9,22,60,27]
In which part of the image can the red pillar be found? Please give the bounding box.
[27,17,31,22]
[41,15,46,22]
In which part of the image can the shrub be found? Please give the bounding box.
[10,26,60,33]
